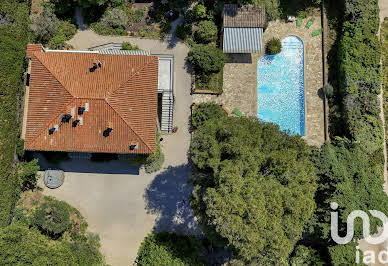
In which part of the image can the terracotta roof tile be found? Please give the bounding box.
[26,44,43,57]
[24,46,158,154]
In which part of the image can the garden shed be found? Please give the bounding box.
[222,4,266,54]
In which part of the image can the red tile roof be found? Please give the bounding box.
[24,45,158,154]
[26,44,43,57]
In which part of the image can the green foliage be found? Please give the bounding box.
[289,245,324,266]
[266,37,282,55]
[32,7,59,44]
[16,138,25,158]
[188,44,226,74]
[17,159,40,191]
[0,223,104,265]
[195,20,217,44]
[190,117,317,263]
[101,8,129,29]
[337,0,382,156]
[91,21,128,35]
[33,200,71,237]
[382,19,388,157]
[144,132,164,173]
[122,41,139,50]
[310,140,388,244]
[135,232,205,265]
[195,71,223,93]
[0,0,29,227]
[192,103,227,129]
[57,20,77,39]
[328,242,361,266]
[323,83,334,97]
[175,23,191,40]
[192,4,207,20]
[48,33,67,49]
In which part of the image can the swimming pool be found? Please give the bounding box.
[257,35,305,136]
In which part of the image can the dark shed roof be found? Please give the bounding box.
[223,4,266,28]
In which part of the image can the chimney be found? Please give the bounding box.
[72,120,80,127]
[61,114,72,123]
[78,107,85,115]
[103,128,113,137]
[129,141,138,150]
[48,128,55,135]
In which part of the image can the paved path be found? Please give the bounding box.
[41,26,196,265]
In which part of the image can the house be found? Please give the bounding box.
[222,4,266,54]
[22,44,173,155]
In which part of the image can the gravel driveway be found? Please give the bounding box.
[40,26,196,265]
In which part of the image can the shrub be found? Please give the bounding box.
[101,8,129,29]
[16,138,25,158]
[192,103,228,129]
[91,21,128,36]
[195,20,217,43]
[33,200,70,237]
[322,83,334,97]
[122,41,139,50]
[57,20,77,40]
[144,133,164,173]
[188,44,226,74]
[48,33,67,49]
[32,7,59,44]
[192,4,207,20]
[175,23,190,40]
[17,159,40,191]
[266,38,282,55]
[135,232,205,265]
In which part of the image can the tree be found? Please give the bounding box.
[188,45,226,74]
[101,8,129,29]
[195,20,218,43]
[266,37,282,55]
[310,140,388,243]
[289,245,324,266]
[190,117,317,264]
[0,224,77,265]
[192,102,228,129]
[135,232,205,265]
[32,7,59,44]
[33,200,70,237]
[192,4,207,20]
[17,159,40,190]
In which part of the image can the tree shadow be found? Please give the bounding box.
[226,53,252,64]
[143,164,201,236]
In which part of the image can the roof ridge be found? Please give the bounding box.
[104,99,153,153]
[33,52,75,97]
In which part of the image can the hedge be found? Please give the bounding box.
[337,0,383,160]
[0,0,29,227]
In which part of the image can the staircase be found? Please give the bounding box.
[161,92,173,132]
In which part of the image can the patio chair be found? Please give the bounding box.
[296,17,302,27]
[232,108,243,117]
[312,29,322,37]
[305,17,315,29]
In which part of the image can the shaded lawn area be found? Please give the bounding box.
[0,0,29,227]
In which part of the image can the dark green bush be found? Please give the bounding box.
[101,8,129,29]
[33,200,70,237]
[144,133,164,173]
[188,44,226,74]
[91,21,128,36]
[192,102,227,129]
[135,232,205,265]
[16,138,25,158]
[195,20,217,43]
[17,159,40,191]
[122,41,139,50]
[322,84,334,98]
[175,23,191,41]
[48,34,67,49]
[266,38,282,55]
[192,4,207,20]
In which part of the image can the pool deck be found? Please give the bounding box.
[193,16,325,146]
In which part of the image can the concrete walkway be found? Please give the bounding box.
[41,27,196,265]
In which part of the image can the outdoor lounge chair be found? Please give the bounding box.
[305,17,315,29]
[312,29,322,37]
[296,17,302,27]
[232,108,243,117]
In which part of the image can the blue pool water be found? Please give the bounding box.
[257,35,305,136]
